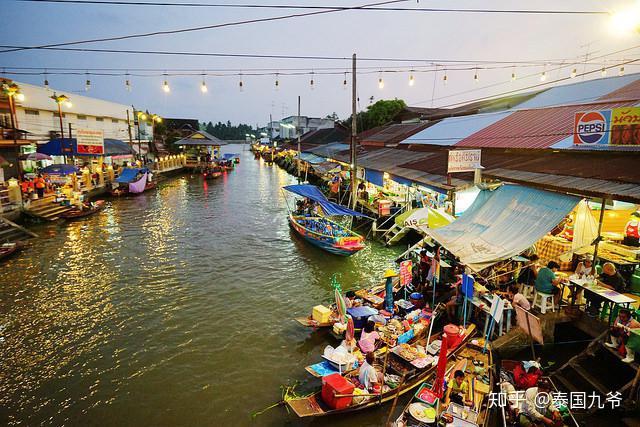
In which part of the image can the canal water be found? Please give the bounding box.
[0,145,404,426]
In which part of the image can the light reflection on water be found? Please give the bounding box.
[0,146,403,426]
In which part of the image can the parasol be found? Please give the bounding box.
[345,316,355,341]
[24,152,52,161]
[331,274,347,323]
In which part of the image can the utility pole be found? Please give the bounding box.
[350,53,357,209]
[127,109,133,146]
[297,95,301,183]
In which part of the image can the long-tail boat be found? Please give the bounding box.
[283,184,368,257]
[285,324,476,418]
[61,200,106,220]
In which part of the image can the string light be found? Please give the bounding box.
[570,68,577,78]
[473,70,479,83]
[44,70,49,88]
[275,72,279,90]
[85,72,91,92]
[619,66,625,76]
[601,66,607,77]
[540,70,547,82]
[310,71,314,90]
[200,76,208,93]
[443,73,448,85]
[162,75,170,93]
[125,72,131,92]
[378,72,384,89]
[409,73,415,86]
[343,72,347,89]
[511,72,516,81]
[239,72,244,91]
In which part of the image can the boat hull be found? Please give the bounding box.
[61,200,106,220]
[288,216,364,256]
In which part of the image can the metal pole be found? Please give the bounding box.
[297,95,301,183]
[8,94,21,176]
[593,198,607,263]
[126,109,133,146]
[58,103,64,139]
[350,53,357,209]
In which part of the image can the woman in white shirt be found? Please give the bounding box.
[575,255,594,278]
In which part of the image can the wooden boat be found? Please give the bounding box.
[289,214,365,256]
[61,200,106,220]
[393,338,494,427]
[286,324,476,418]
[499,361,579,427]
[0,241,23,262]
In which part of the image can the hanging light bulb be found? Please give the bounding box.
[601,67,607,77]
[570,68,577,78]
[275,73,279,90]
[619,66,625,76]
[201,80,208,93]
[239,73,244,92]
[125,79,131,92]
[85,78,91,92]
[409,73,415,86]
[540,71,547,82]
[44,70,49,89]
[310,71,314,90]
[162,74,170,93]
[343,72,347,89]
[443,74,448,85]
[511,72,516,81]
[378,74,384,89]
[474,70,479,83]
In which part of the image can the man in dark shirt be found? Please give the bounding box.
[586,262,627,316]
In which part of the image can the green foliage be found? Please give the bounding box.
[342,98,406,132]
[200,121,257,140]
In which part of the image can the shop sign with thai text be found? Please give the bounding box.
[447,149,482,173]
[76,129,104,155]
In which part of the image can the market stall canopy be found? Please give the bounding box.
[395,207,454,232]
[38,138,135,157]
[312,162,342,175]
[425,184,580,272]
[115,167,148,183]
[283,184,370,218]
[297,152,326,164]
[40,164,79,175]
[221,153,240,160]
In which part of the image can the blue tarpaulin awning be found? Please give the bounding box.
[221,153,240,160]
[115,167,148,183]
[283,184,369,218]
[365,168,384,187]
[38,138,135,157]
[40,164,79,175]
[425,184,580,272]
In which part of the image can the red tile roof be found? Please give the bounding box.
[455,101,637,149]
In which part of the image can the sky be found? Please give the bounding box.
[2,0,640,127]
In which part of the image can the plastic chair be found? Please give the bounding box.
[521,284,535,301]
[595,264,603,275]
[533,291,556,314]
[630,274,640,294]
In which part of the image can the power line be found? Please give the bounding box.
[13,0,610,15]
[0,0,410,54]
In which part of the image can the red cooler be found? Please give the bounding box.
[444,324,462,348]
[321,373,355,410]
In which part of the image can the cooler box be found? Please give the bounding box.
[444,324,462,348]
[378,199,392,216]
[313,305,332,324]
[321,373,354,410]
[347,306,378,329]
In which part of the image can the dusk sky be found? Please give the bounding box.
[2,0,640,126]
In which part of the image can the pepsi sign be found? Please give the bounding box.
[574,110,611,145]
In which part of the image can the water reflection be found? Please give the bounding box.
[0,146,402,426]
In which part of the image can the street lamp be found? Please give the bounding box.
[50,93,71,139]
[1,80,25,171]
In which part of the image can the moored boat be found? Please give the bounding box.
[61,200,106,220]
[0,241,23,262]
[283,184,369,257]
[110,168,155,196]
[285,324,476,417]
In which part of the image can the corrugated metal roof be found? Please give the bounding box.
[400,111,512,146]
[483,168,640,204]
[456,101,637,149]
[360,122,429,146]
[304,142,349,158]
[514,73,640,109]
[597,77,640,101]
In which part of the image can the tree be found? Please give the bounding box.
[341,98,406,132]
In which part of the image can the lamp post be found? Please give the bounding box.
[1,81,25,175]
[50,93,71,139]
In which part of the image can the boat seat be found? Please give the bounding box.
[532,291,556,314]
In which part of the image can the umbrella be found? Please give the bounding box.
[345,316,355,341]
[24,153,52,161]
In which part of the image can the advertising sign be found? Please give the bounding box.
[399,260,412,286]
[574,107,640,146]
[76,129,104,155]
[447,149,482,173]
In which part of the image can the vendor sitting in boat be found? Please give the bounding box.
[345,291,360,308]
[358,320,380,353]
[449,370,472,406]
[358,352,383,393]
[519,379,563,427]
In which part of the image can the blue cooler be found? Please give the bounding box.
[347,306,378,329]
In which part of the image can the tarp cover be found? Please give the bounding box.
[221,153,240,160]
[283,184,369,218]
[115,168,147,183]
[425,184,580,272]
[40,164,79,175]
[129,173,148,193]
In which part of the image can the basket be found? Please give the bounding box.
[414,382,438,406]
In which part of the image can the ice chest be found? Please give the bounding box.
[321,373,354,410]
[347,306,378,329]
[313,305,332,324]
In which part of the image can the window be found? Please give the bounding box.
[96,117,104,122]
[77,115,87,120]
[25,109,39,116]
